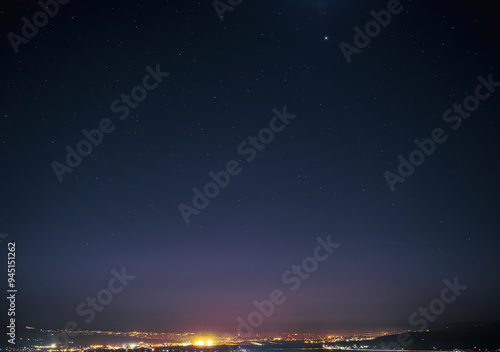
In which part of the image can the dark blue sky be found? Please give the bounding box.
[0,0,499,337]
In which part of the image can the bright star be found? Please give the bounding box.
[324,36,328,41]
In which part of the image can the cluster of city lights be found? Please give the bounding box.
[194,340,213,346]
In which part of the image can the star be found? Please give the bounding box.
[324,36,328,41]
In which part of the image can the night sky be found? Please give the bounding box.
[1,0,499,337]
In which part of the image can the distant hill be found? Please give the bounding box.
[339,322,500,350]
